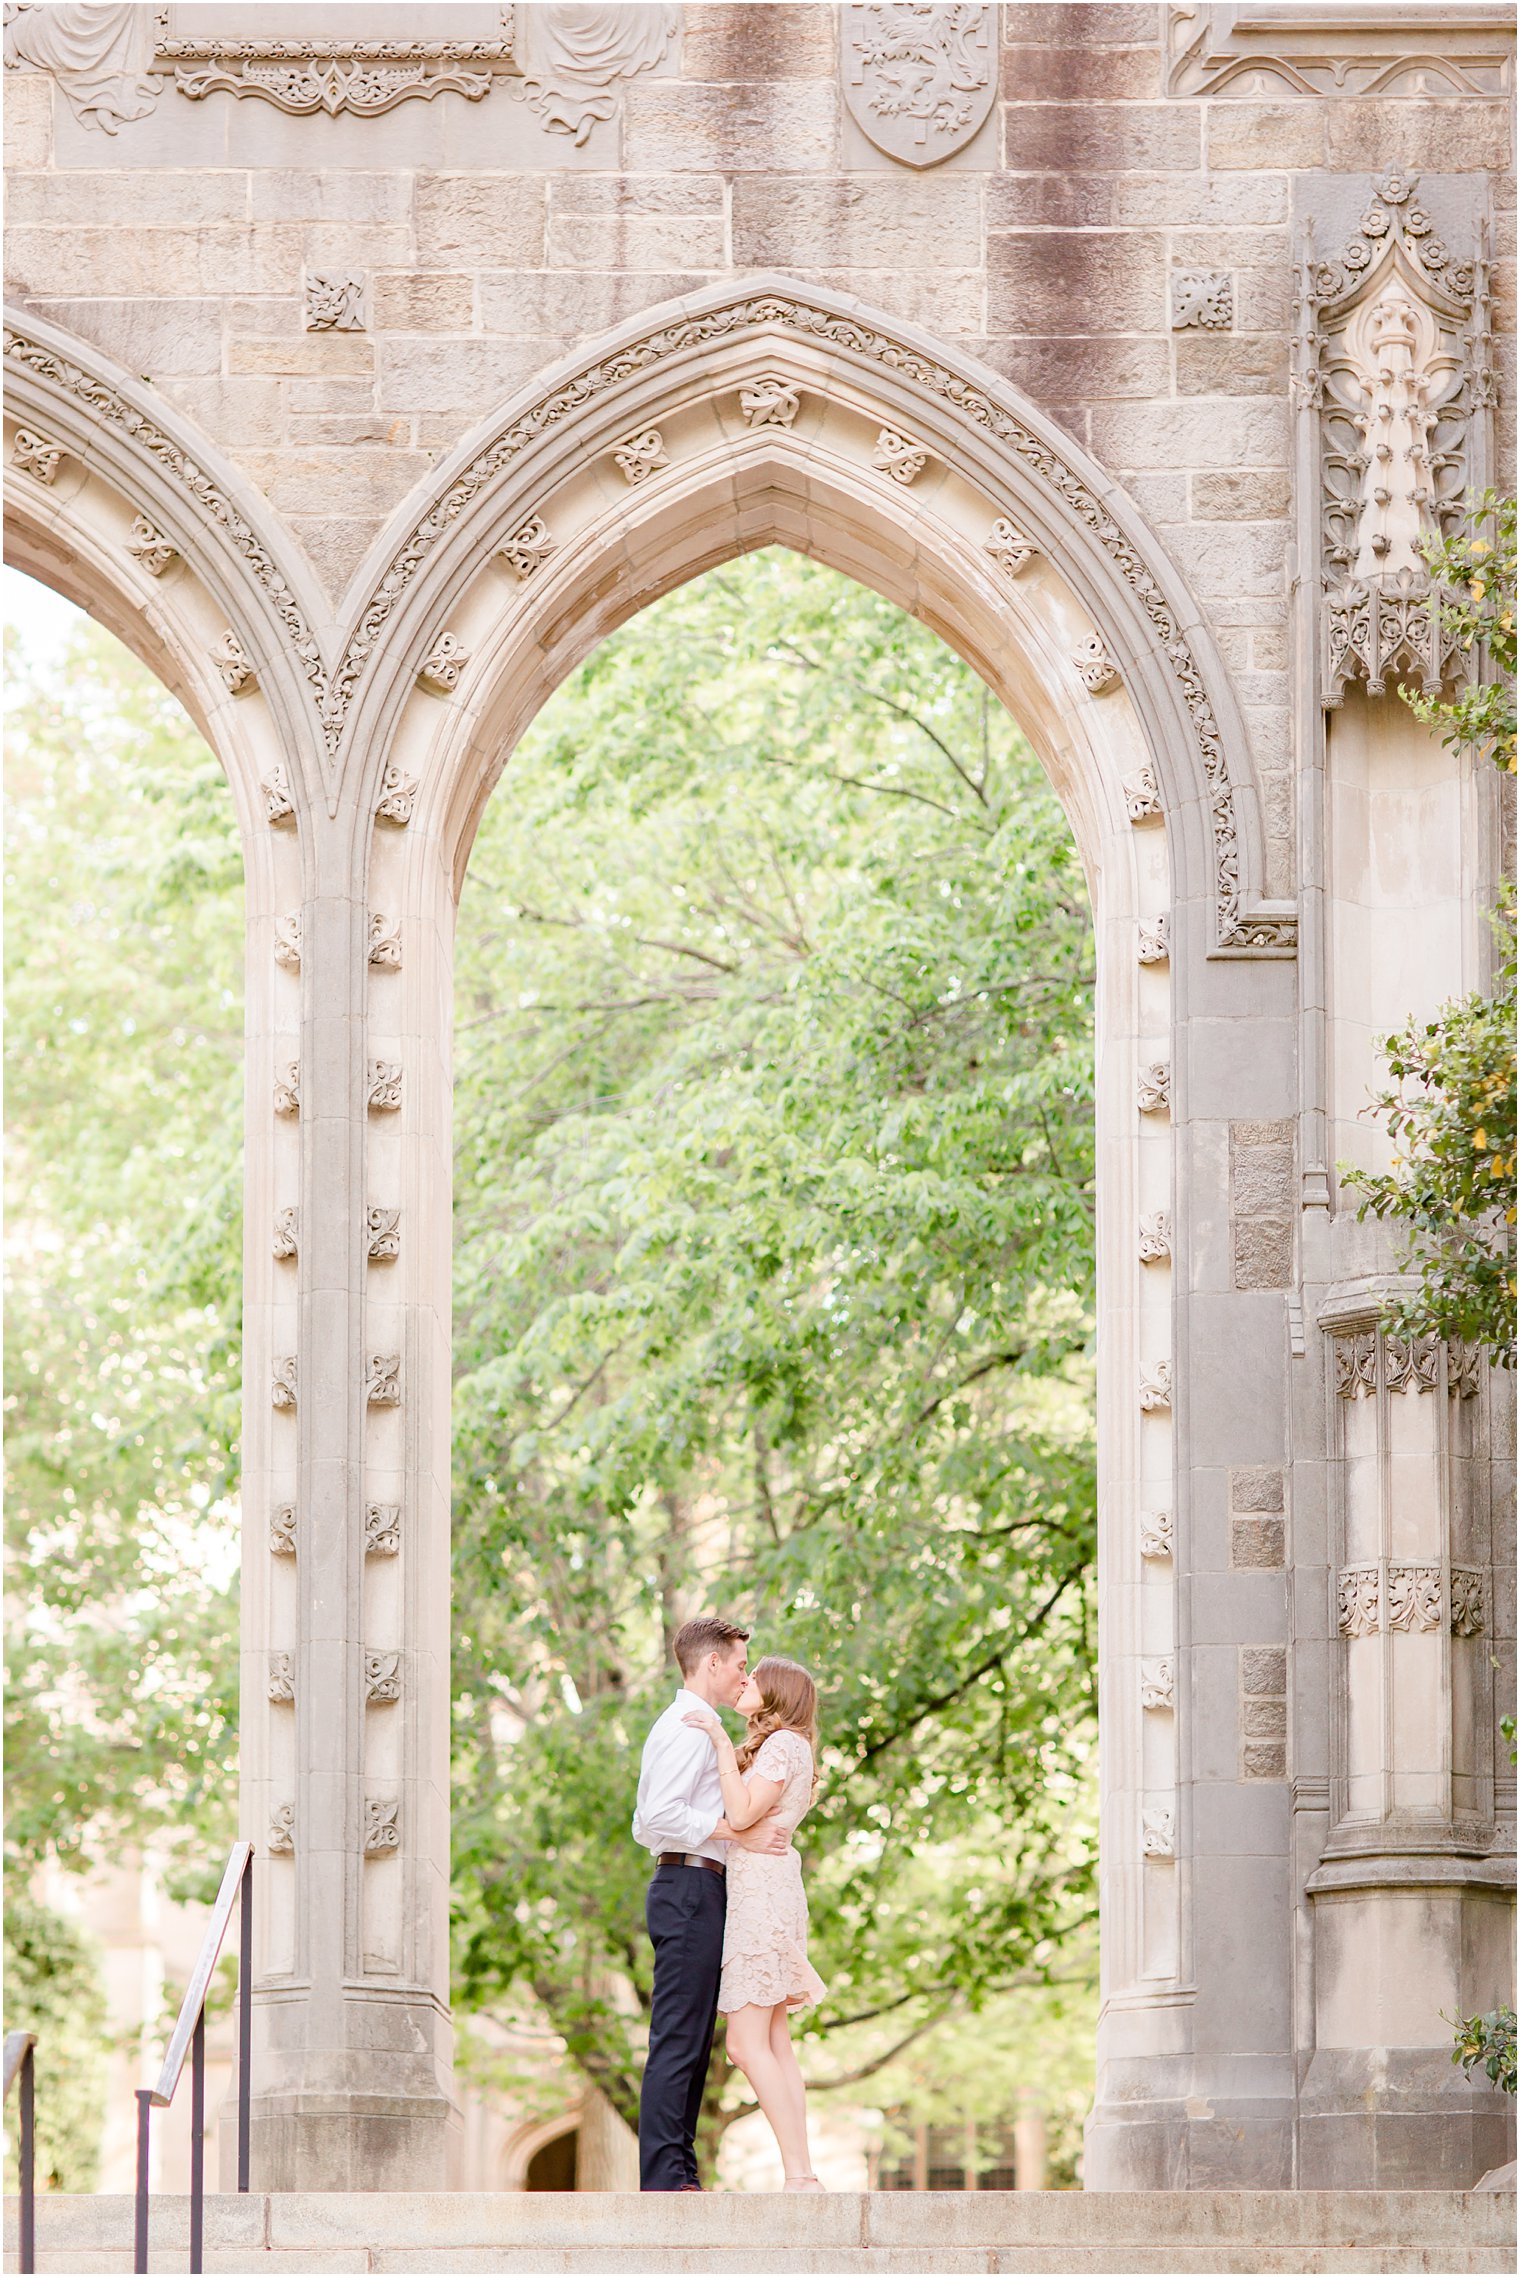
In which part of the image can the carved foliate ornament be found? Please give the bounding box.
[269,1504,297,1557]
[272,1206,299,1260]
[273,1062,300,1118]
[268,1803,295,1854]
[375,764,418,827]
[1136,1062,1171,1115]
[367,1206,401,1260]
[368,914,403,968]
[1141,1657,1175,1711]
[1384,1331,1444,1393]
[267,1652,295,1704]
[365,1352,402,1406]
[1138,1211,1172,1263]
[739,375,801,429]
[984,518,1038,577]
[305,272,367,333]
[1122,767,1163,824]
[498,516,555,580]
[364,1503,401,1556]
[162,31,514,116]
[1387,1564,1443,1633]
[364,1796,401,1853]
[417,633,469,694]
[841,3,997,168]
[273,914,302,971]
[214,629,255,694]
[1072,635,1120,694]
[1142,1805,1176,1857]
[1450,1568,1487,1637]
[613,428,669,485]
[364,1651,402,1704]
[1137,914,1171,964]
[271,1356,298,1410]
[367,1060,403,1111]
[1139,1510,1174,1561]
[1167,8,1515,100]
[12,427,62,483]
[1337,1565,1381,1637]
[126,515,177,576]
[1138,1360,1173,1412]
[872,426,930,485]
[1170,270,1233,331]
[263,768,296,827]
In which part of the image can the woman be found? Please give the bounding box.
[683,1654,827,2192]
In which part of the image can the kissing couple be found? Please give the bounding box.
[632,1615,828,2192]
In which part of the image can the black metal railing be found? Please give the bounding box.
[134,1841,254,2275]
[3,2029,37,2275]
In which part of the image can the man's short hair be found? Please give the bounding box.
[672,1616,750,1676]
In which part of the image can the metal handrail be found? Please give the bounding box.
[3,2030,37,2275]
[134,1842,254,2276]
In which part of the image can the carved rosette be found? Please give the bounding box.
[1139,1510,1174,1561]
[368,914,402,968]
[1337,1564,1381,1637]
[125,515,177,576]
[1138,1211,1172,1264]
[1138,1360,1173,1413]
[613,428,669,485]
[366,1060,403,1111]
[364,1503,401,1556]
[364,1651,402,1704]
[1136,1062,1171,1115]
[269,1803,295,1855]
[984,518,1038,577]
[872,426,930,485]
[498,516,556,579]
[1122,766,1162,824]
[365,1352,402,1407]
[363,1797,400,1853]
[270,1504,297,1557]
[367,1206,401,1260]
[268,1652,295,1704]
[272,1206,299,1260]
[1137,914,1171,964]
[1141,1656,1175,1711]
[739,375,801,429]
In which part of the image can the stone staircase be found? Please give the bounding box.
[4,2190,1515,2274]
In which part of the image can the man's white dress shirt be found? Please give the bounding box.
[632,1688,729,1864]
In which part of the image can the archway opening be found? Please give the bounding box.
[447,547,1099,2190]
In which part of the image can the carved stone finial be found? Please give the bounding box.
[739,374,801,429]
[498,516,555,579]
[613,428,669,485]
[126,515,177,576]
[305,271,367,332]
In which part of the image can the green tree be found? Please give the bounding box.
[1344,496,1517,1364]
[2,1888,110,2193]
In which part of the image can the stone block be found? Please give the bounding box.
[6,169,248,225]
[265,448,428,520]
[26,296,224,376]
[1231,1465,1284,1514]
[986,172,1118,227]
[1325,99,1513,173]
[1232,1519,1287,1571]
[987,334,1172,398]
[1242,1647,1287,1697]
[1089,400,1288,471]
[1233,1218,1293,1290]
[288,413,412,448]
[550,175,726,215]
[1174,331,1291,398]
[548,212,728,269]
[987,229,1166,334]
[376,338,556,415]
[1244,1694,1288,1737]
[803,269,987,336]
[289,517,382,602]
[1191,471,1292,521]
[1206,104,1327,171]
[681,3,835,80]
[1242,1739,1287,1778]
[1162,523,1291,599]
[1113,173,1289,226]
[1003,101,1199,172]
[371,274,476,333]
[1002,3,1163,38]
[477,270,710,338]
[229,336,375,377]
[3,71,52,169]
[1003,42,1165,99]
[623,80,838,172]
[733,176,981,269]
[160,376,288,449]
[1252,625,1289,670]
[414,176,547,267]
[1233,1157,1294,1215]
[250,170,412,224]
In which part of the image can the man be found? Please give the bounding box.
[632,1614,787,2191]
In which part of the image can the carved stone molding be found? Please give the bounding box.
[365,1352,402,1406]
[872,425,930,485]
[368,914,402,968]
[263,768,296,827]
[417,633,469,694]
[841,2,997,167]
[1170,270,1233,331]
[363,1796,400,1853]
[1137,1062,1171,1115]
[126,514,177,576]
[740,374,801,428]
[364,1503,401,1556]
[366,1060,402,1112]
[1141,1656,1175,1711]
[375,764,418,827]
[984,518,1038,577]
[274,1062,300,1117]
[267,1651,295,1704]
[1387,1564,1443,1633]
[1137,914,1171,964]
[1331,1326,1482,1398]
[1138,1211,1172,1264]
[1122,766,1162,824]
[1333,1329,1379,1398]
[1139,1360,1173,1413]
[1337,1563,1381,1637]
[1167,5,1515,99]
[1450,1567,1487,1637]
[367,1205,401,1261]
[1140,1510,1174,1561]
[1384,1332,1444,1394]
[214,629,256,694]
[160,29,515,117]
[269,1503,297,1557]
[1338,1560,1450,1635]
[272,1206,299,1260]
[271,1356,298,1410]
[1142,1804,1176,1857]
[613,427,669,485]
[498,515,556,579]
[1072,634,1120,694]
[305,272,367,334]
[268,1803,295,1855]
[273,914,302,971]
[364,1650,402,1704]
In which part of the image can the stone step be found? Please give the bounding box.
[4,2191,1516,2275]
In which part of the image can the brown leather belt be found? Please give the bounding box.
[657,1851,725,1877]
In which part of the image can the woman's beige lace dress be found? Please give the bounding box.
[719,1727,828,2015]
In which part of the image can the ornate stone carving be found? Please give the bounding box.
[3,2,161,132]
[12,427,62,483]
[872,425,930,485]
[497,515,556,580]
[840,2,997,168]
[367,1060,403,1112]
[1170,270,1233,331]
[364,1650,402,1704]
[365,1352,402,1406]
[1141,1657,1175,1712]
[1138,1360,1173,1413]
[613,427,669,485]
[1142,1805,1175,1857]
[269,1504,297,1557]
[367,1206,401,1261]
[984,517,1038,577]
[364,1503,401,1556]
[1299,170,1490,704]
[272,1206,299,1260]
[214,629,256,694]
[126,515,176,575]
[160,28,514,115]
[262,767,296,827]
[363,1796,400,1853]
[1140,1510,1174,1561]
[1137,913,1171,964]
[1448,1340,1482,1398]
[368,913,403,968]
[1167,6,1515,99]
[271,1356,298,1410]
[510,3,678,144]
[1136,1062,1171,1115]
[416,632,469,694]
[739,374,801,428]
[375,764,418,827]
[305,272,367,334]
[1450,1567,1487,1638]
[268,1802,295,1855]
[273,914,302,971]
[1332,1330,1378,1398]
[1073,634,1120,693]
[1122,766,1163,824]
[1387,1564,1443,1633]
[1138,1211,1172,1264]
[1337,1564,1381,1637]
[1384,1332,1444,1393]
[273,1062,300,1117]
[267,1651,295,1704]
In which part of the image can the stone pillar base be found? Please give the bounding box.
[1084,2066,1295,2190]
[219,2090,464,2193]
[1298,2049,1516,2190]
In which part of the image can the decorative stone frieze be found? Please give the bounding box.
[273,915,302,971]
[1142,1805,1175,1857]
[739,375,801,428]
[270,1504,297,1557]
[840,2,997,167]
[1331,1326,1483,1398]
[364,1503,401,1557]
[984,518,1038,577]
[1387,1563,1443,1633]
[1072,635,1120,694]
[497,516,555,580]
[368,915,402,968]
[269,1803,295,1855]
[268,1652,295,1704]
[1138,1211,1172,1263]
[1122,766,1162,824]
[1141,1657,1175,1711]
[1448,1340,1482,1397]
[263,768,297,827]
[1136,1062,1171,1115]
[1384,1332,1444,1393]
[1337,1564,1381,1637]
[274,1062,300,1117]
[1333,1330,1378,1397]
[366,1060,403,1111]
[1138,1361,1173,1413]
[365,1352,402,1406]
[1137,914,1171,964]
[417,633,469,694]
[612,428,669,485]
[161,31,515,115]
[1167,6,1515,98]
[363,1797,400,1853]
[215,630,256,694]
[273,1206,299,1260]
[364,1651,402,1704]
[305,272,367,333]
[366,1206,401,1260]
[1170,271,1233,331]
[271,1356,298,1409]
[11,427,63,483]
[1450,1567,1487,1637]
[872,426,930,485]
[1140,1510,1174,1562]
[375,765,418,827]
[125,515,177,576]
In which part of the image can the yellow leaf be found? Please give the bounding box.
[1473,1129,1487,1149]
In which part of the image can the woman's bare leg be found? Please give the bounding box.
[767,2002,818,2184]
[723,2003,814,2182]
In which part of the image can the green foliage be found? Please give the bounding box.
[1448,2005,1518,2098]
[1345,496,1518,1364]
[2,1887,110,2192]
[449,551,1097,2152]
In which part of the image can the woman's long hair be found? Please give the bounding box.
[736,1655,820,1790]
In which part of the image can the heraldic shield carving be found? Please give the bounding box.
[841,4,999,168]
